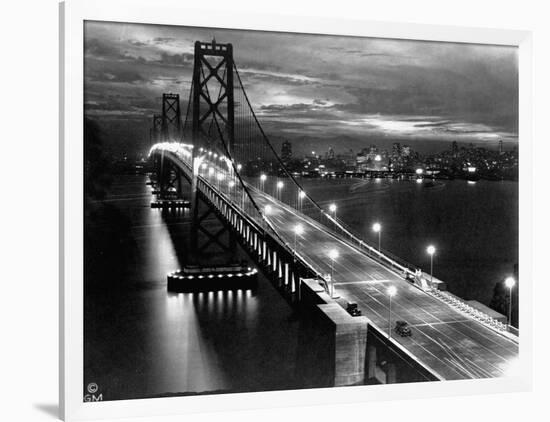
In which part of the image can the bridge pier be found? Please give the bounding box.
[299,279,369,387]
[387,363,397,384]
[298,278,439,386]
[367,345,377,380]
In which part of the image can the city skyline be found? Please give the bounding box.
[84,21,519,155]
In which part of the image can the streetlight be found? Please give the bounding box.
[505,276,516,327]
[426,245,436,283]
[276,181,284,200]
[372,222,381,252]
[328,249,339,298]
[387,286,397,338]
[216,172,224,189]
[261,204,272,230]
[329,203,337,220]
[298,190,306,211]
[293,224,304,259]
[260,174,267,191]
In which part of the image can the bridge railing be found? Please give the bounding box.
[150,142,329,285]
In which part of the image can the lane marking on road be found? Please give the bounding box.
[333,279,391,285]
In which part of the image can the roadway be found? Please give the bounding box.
[166,147,519,381]
[245,187,518,380]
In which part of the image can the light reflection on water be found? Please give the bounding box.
[160,285,259,394]
[85,175,299,401]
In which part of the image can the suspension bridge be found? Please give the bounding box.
[147,39,519,385]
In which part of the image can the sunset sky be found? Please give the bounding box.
[84,20,518,157]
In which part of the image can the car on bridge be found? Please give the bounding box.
[394,320,412,337]
[346,302,362,317]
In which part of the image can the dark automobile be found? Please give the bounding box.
[394,320,412,337]
[404,272,416,283]
[346,302,362,317]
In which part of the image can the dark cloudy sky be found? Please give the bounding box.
[84,20,518,157]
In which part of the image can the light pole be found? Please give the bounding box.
[387,286,397,338]
[298,190,306,211]
[293,224,304,260]
[260,174,267,191]
[216,172,224,190]
[228,180,235,198]
[262,204,272,231]
[329,203,337,220]
[276,181,284,201]
[372,222,381,252]
[505,276,516,327]
[427,245,436,283]
[328,249,339,298]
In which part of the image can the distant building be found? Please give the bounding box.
[356,145,389,172]
[281,140,292,162]
[451,141,458,158]
[389,143,414,171]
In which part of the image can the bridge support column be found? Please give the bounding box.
[190,157,200,257]
[188,167,237,263]
[320,303,368,386]
[386,363,397,384]
[299,279,369,387]
[367,345,377,380]
[176,171,186,199]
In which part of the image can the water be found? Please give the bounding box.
[84,175,308,401]
[298,177,518,305]
[84,174,518,400]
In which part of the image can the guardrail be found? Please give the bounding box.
[429,288,509,333]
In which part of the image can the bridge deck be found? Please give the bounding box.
[162,148,519,381]
[249,188,518,380]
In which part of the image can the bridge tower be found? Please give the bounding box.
[189,39,237,263]
[150,114,163,145]
[191,39,235,153]
[161,93,182,141]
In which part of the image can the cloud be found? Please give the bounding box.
[129,40,148,47]
[238,67,322,86]
[86,68,148,84]
[157,52,194,66]
[82,20,518,155]
[85,38,128,60]
[153,37,176,44]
